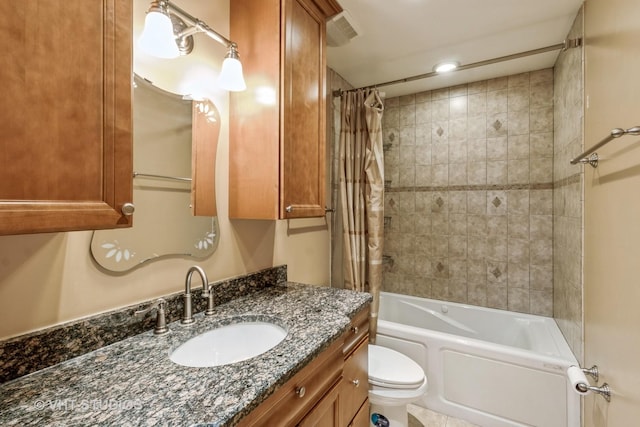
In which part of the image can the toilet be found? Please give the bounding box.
[368,344,428,427]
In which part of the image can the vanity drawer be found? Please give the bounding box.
[343,307,369,357]
[238,337,343,426]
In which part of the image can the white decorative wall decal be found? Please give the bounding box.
[101,241,135,263]
[195,231,216,250]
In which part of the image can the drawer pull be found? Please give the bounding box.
[295,386,306,398]
[351,326,359,334]
[351,379,360,387]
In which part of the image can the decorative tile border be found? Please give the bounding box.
[386,182,554,193]
[553,173,581,189]
[0,265,287,384]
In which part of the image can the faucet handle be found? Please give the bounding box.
[135,298,169,335]
[134,297,165,318]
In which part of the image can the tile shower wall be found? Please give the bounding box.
[383,70,554,315]
[553,7,584,362]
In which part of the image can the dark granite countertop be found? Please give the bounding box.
[0,283,371,426]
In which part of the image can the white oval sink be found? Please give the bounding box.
[170,321,287,367]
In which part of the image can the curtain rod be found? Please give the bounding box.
[333,38,581,97]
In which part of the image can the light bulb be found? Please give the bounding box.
[138,11,180,59]
[218,57,247,92]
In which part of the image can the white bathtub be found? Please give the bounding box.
[375,292,580,427]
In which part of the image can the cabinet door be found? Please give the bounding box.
[237,336,344,426]
[349,399,370,427]
[229,0,339,219]
[341,338,369,426]
[297,379,342,427]
[0,0,132,235]
[229,0,281,220]
[281,0,327,218]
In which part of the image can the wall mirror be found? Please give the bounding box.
[91,74,220,272]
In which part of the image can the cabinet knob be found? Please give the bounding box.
[121,203,135,216]
[351,326,359,334]
[285,205,293,213]
[351,379,360,387]
[295,386,306,398]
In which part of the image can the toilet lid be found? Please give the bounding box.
[368,345,425,389]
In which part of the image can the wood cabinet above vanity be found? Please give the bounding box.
[229,0,342,219]
[0,0,133,235]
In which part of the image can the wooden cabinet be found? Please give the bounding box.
[238,334,343,426]
[229,0,342,219]
[298,380,342,427]
[0,0,133,235]
[341,308,370,427]
[349,400,371,427]
[239,305,370,427]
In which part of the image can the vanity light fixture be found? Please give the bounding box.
[218,44,246,92]
[138,1,180,58]
[138,0,247,91]
[433,61,460,73]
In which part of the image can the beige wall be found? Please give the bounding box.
[584,0,640,424]
[0,0,329,340]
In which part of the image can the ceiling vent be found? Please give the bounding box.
[326,11,361,47]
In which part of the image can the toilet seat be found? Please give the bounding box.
[369,344,425,389]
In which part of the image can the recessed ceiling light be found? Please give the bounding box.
[434,61,460,73]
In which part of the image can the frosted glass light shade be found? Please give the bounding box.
[217,57,246,91]
[138,11,180,59]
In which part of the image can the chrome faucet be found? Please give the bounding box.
[182,266,210,324]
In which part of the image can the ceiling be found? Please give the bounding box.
[326,0,583,98]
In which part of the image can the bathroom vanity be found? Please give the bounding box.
[0,283,371,426]
[239,303,369,426]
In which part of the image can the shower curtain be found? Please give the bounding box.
[339,89,384,342]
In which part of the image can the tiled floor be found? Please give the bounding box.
[408,404,480,427]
